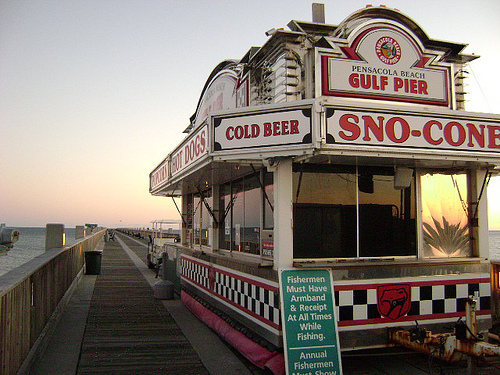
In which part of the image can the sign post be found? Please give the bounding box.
[280,269,342,375]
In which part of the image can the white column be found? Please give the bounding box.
[473,169,490,258]
[273,159,294,270]
[211,185,220,250]
[182,194,189,246]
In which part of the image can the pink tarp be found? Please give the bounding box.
[182,291,285,375]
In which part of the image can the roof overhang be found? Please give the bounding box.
[150,98,500,197]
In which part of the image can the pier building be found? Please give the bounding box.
[149,5,500,374]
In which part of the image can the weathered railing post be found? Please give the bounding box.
[75,225,86,239]
[45,224,65,250]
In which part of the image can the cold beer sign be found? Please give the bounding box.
[213,108,312,151]
[280,269,342,375]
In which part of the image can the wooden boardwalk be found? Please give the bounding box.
[76,239,208,375]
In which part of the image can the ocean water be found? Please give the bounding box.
[0,227,77,277]
[491,230,500,261]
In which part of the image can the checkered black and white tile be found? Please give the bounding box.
[334,277,491,327]
[181,256,210,289]
[181,255,281,331]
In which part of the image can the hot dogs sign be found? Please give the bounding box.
[321,22,451,106]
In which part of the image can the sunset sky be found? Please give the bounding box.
[1,0,499,229]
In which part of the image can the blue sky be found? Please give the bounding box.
[1,0,499,228]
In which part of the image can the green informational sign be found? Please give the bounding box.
[280,269,342,375]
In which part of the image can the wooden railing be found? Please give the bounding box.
[0,229,106,375]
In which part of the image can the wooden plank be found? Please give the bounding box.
[77,241,208,375]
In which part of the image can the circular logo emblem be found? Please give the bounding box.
[376,37,401,65]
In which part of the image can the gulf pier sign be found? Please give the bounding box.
[321,24,450,106]
[327,109,500,153]
[280,269,342,375]
[213,108,312,151]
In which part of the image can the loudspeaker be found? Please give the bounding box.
[394,167,413,189]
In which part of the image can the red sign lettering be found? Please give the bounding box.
[386,117,410,143]
[339,114,361,141]
[171,127,207,176]
[226,120,300,140]
[349,73,389,91]
[488,126,500,148]
[423,120,443,145]
[335,111,500,152]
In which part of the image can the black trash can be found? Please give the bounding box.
[85,250,102,275]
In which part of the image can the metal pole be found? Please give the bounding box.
[466,295,478,375]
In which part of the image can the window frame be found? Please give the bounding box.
[218,169,273,257]
[292,163,417,260]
